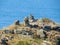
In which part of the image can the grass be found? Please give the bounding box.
[0,33,57,45]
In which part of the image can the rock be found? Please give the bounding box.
[24,17,30,26]
[14,20,20,25]
[43,25,51,31]
[16,30,22,34]
[29,14,37,23]
[4,30,11,34]
[1,38,8,45]
[29,14,35,20]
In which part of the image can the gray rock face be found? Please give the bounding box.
[41,41,51,45]
[37,29,47,39]
[4,30,11,34]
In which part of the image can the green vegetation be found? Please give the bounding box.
[17,41,30,45]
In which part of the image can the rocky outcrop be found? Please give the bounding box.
[29,14,35,22]
[24,17,30,26]
[14,20,20,25]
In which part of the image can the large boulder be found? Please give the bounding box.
[37,29,47,39]
[52,26,60,31]
[43,25,51,31]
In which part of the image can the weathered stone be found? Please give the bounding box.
[14,20,20,25]
[1,38,8,45]
[29,14,36,23]
[41,41,51,45]
[24,17,30,26]
[30,14,34,20]
[43,26,51,31]
[14,29,21,34]
[37,29,47,39]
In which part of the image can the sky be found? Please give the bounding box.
[0,0,60,29]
